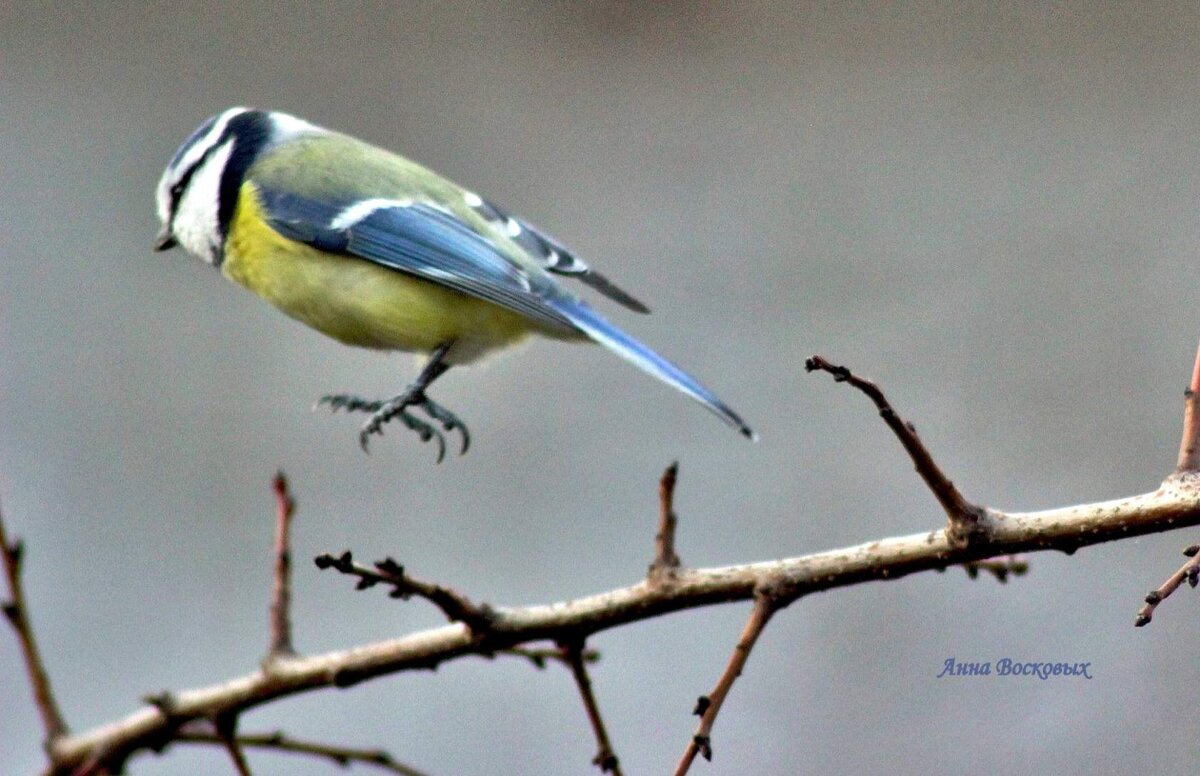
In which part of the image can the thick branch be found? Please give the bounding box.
[0,501,68,742]
[45,475,1200,774]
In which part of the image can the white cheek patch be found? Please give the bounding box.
[329,198,412,231]
[174,139,234,264]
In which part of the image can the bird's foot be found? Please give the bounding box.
[419,397,471,455]
[315,394,383,414]
[317,391,470,460]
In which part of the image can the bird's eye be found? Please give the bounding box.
[170,181,185,200]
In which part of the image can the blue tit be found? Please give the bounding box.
[154,108,756,458]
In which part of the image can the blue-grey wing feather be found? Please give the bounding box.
[257,189,576,332]
[465,195,650,314]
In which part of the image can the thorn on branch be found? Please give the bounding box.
[649,462,683,580]
[1135,543,1200,626]
[805,355,989,547]
[315,551,495,632]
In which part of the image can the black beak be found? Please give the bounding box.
[153,226,177,252]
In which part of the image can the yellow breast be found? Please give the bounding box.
[221,183,549,363]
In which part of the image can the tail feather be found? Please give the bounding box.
[550,299,757,440]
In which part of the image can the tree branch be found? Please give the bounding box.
[0,499,68,743]
[43,474,1200,774]
[649,462,682,579]
[268,471,297,660]
[559,637,622,775]
[806,356,988,544]
[30,352,1200,773]
[314,551,495,632]
[674,592,777,775]
[1135,544,1200,627]
[213,713,252,776]
[177,728,429,776]
[1177,339,1200,473]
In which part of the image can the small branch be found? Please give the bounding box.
[806,356,988,544]
[961,554,1028,583]
[268,472,297,659]
[213,713,252,776]
[649,462,682,580]
[178,728,429,776]
[0,499,69,742]
[559,637,622,775]
[674,592,778,775]
[315,551,495,632]
[1177,340,1200,472]
[501,645,600,670]
[1135,544,1200,627]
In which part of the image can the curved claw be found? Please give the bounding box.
[419,399,471,456]
[358,406,447,462]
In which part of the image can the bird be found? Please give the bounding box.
[154,108,756,459]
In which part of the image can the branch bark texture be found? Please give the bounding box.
[46,473,1200,774]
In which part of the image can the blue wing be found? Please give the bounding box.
[462,194,650,314]
[256,187,755,438]
[257,188,577,333]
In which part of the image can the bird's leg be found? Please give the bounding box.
[317,343,469,459]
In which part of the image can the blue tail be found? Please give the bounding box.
[549,299,757,440]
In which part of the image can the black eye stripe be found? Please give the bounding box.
[166,154,207,222]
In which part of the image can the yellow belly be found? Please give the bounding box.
[221,185,553,364]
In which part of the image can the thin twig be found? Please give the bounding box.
[559,638,622,775]
[649,462,682,579]
[961,555,1029,583]
[806,356,987,543]
[177,728,429,776]
[1177,340,1200,472]
[501,645,601,670]
[315,551,495,632]
[268,472,297,659]
[674,593,778,775]
[0,499,68,742]
[1135,544,1200,626]
[213,714,252,776]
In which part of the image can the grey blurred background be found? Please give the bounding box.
[3,2,1200,773]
